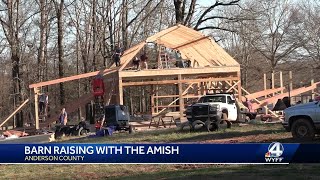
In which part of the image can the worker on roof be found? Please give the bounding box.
[140,51,148,70]
[113,44,122,67]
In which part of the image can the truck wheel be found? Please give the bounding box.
[291,119,315,140]
[78,127,87,136]
[205,120,218,132]
[129,125,134,134]
[226,121,232,128]
[218,120,228,129]
[192,120,205,131]
[180,122,193,132]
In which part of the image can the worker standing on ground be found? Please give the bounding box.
[59,108,68,125]
[140,52,148,69]
[244,97,253,113]
[113,45,122,67]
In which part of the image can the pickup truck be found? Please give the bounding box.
[185,93,253,131]
[283,101,320,140]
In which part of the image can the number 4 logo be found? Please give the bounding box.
[268,142,284,157]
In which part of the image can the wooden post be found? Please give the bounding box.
[151,85,155,115]
[289,71,293,91]
[272,71,275,96]
[311,79,315,100]
[178,74,184,120]
[289,71,292,104]
[118,77,123,104]
[263,73,267,98]
[0,99,29,128]
[34,87,40,130]
[237,71,242,101]
[156,85,159,113]
[280,71,283,94]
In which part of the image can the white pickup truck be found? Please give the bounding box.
[185,93,254,131]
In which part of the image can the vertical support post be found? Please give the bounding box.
[156,85,159,113]
[178,74,184,120]
[289,71,293,91]
[280,71,283,94]
[263,73,267,98]
[151,85,155,115]
[311,79,315,100]
[237,71,242,101]
[271,71,275,96]
[289,71,293,105]
[118,77,123,104]
[34,87,40,130]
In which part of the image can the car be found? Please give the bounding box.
[283,101,320,140]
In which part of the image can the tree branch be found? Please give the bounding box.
[194,0,240,30]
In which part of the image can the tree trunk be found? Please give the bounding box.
[174,0,184,24]
[55,0,65,105]
[121,0,128,49]
[38,0,48,82]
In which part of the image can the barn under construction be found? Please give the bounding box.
[25,24,242,130]
[1,24,319,133]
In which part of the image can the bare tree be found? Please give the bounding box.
[54,0,65,105]
[247,0,303,73]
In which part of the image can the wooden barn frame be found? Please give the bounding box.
[28,25,242,130]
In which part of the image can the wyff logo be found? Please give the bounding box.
[265,142,284,163]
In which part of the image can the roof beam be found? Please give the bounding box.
[119,66,240,78]
[173,36,209,50]
[122,77,239,86]
[29,68,117,88]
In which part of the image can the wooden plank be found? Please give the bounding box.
[29,68,117,88]
[237,71,242,100]
[272,71,275,96]
[173,36,208,49]
[151,84,155,114]
[34,88,40,130]
[178,74,184,120]
[242,87,285,101]
[119,66,240,78]
[224,81,278,117]
[289,71,292,91]
[118,77,123,104]
[226,81,240,92]
[0,99,29,128]
[122,77,239,86]
[119,42,146,71]
[280,71,283,94]
[312,79,315,99]
[254,82,320,108]
[155,83,196,115]
[264,73,267,98]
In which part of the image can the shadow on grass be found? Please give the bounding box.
[110,164,320,180]
[171,129,286,143]
[61,128,176,143]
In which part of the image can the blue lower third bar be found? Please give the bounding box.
[0,143,316,164]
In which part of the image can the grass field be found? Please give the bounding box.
[1,123,320,179]
[64,123,318,144]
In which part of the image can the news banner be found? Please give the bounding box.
[0,142,320,164]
